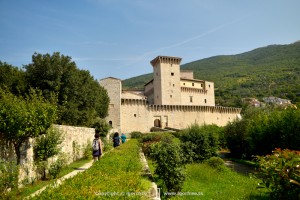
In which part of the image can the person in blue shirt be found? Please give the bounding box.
[121,133,127,144]
[112,132,120,147]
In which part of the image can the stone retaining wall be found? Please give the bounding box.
[0,124,95,185]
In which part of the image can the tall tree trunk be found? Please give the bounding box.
[14,143,21,165]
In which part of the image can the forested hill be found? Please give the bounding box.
[122,41,300,107]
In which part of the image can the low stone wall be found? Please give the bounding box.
[0,124,95,185]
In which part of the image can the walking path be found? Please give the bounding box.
[25,152,107,199]
[219,151,256,176]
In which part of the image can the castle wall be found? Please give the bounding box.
[120,100,241,133]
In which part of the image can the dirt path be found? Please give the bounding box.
[219,152,256,176]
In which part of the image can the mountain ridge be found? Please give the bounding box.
[123,42,300,107]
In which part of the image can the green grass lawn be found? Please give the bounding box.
[29,139,152,200]
[169,163,270,200]
[8,158,92,199]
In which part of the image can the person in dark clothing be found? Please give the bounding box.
[92,132,103,162]
[112,132,120,147]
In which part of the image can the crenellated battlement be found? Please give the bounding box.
[121,98,241,114]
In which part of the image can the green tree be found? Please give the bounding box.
[25,52,109,126]
[179,124,221,162]
[0,61,26,95]
[0,88,57,164]
[150,141,186,196]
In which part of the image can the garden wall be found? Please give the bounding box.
[0,124,95,185]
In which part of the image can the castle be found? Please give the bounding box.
[99,56,241,133]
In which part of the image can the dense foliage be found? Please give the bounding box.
[224,107,300,158]
[179,124,221,162]
[150,141,186,197]
[123,42,300,107]
[0,52,109,126]
[256,149,300,200]
[0,160,19,198]
[0,61,26,95]
[0,88,57,164]
[25,52,109,126]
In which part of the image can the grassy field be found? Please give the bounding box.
[147,158,269,199]
[29,139,152,200]
[169,163,270,200]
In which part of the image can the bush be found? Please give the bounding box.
[225,107,300,159]
[0,159,19,197]
[130,131,143,139]
[224,119,251,159]
[48,154,68,179]
[83,140,93,160]
[33,126,63,180]
[205,156,226,171]
[33,126,63,162]
[179,124,220,162]
[150,141,186,196]
[256,148,300,200]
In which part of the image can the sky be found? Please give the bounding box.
[1,0,300,80]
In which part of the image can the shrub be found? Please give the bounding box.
[179,124,220,162]
[0,159,19,197]
[129,131,142,139]
[205,156,226,171]
[224,119,251,158]
[33,126,63,180]
[48,154,68,179]
[33,126,63,162]
[225,107,300,159]
[256,148,300,200]
[82,140,93,160]
[150,141,186,196]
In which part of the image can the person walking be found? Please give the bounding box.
[92,132,103,162]
[121,133,127,144]
[112,132,120,147]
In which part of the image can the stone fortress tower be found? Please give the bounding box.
[99,56,241,133]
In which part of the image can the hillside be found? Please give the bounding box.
[122,41,300,107]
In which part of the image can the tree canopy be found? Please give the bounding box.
[24,52,109,126]
[0,88,58,164]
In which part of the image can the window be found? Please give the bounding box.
[192,83,194,86]
[134,114,137,117]
[171,72,174,76]
[190,96,193,103]
[201,84,203,87]
[183,83,185,85]
[209,84,211,88]
[204,99,207,103]
[109,121,112,127]
[173,84,175,87]
[170,95,172,98]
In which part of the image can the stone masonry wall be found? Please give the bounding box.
[0,125,95,184]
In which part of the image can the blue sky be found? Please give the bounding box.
[1,0,300,80]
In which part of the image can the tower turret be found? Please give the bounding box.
[150,56,182,105]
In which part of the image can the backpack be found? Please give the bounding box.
[92,139,99,151]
